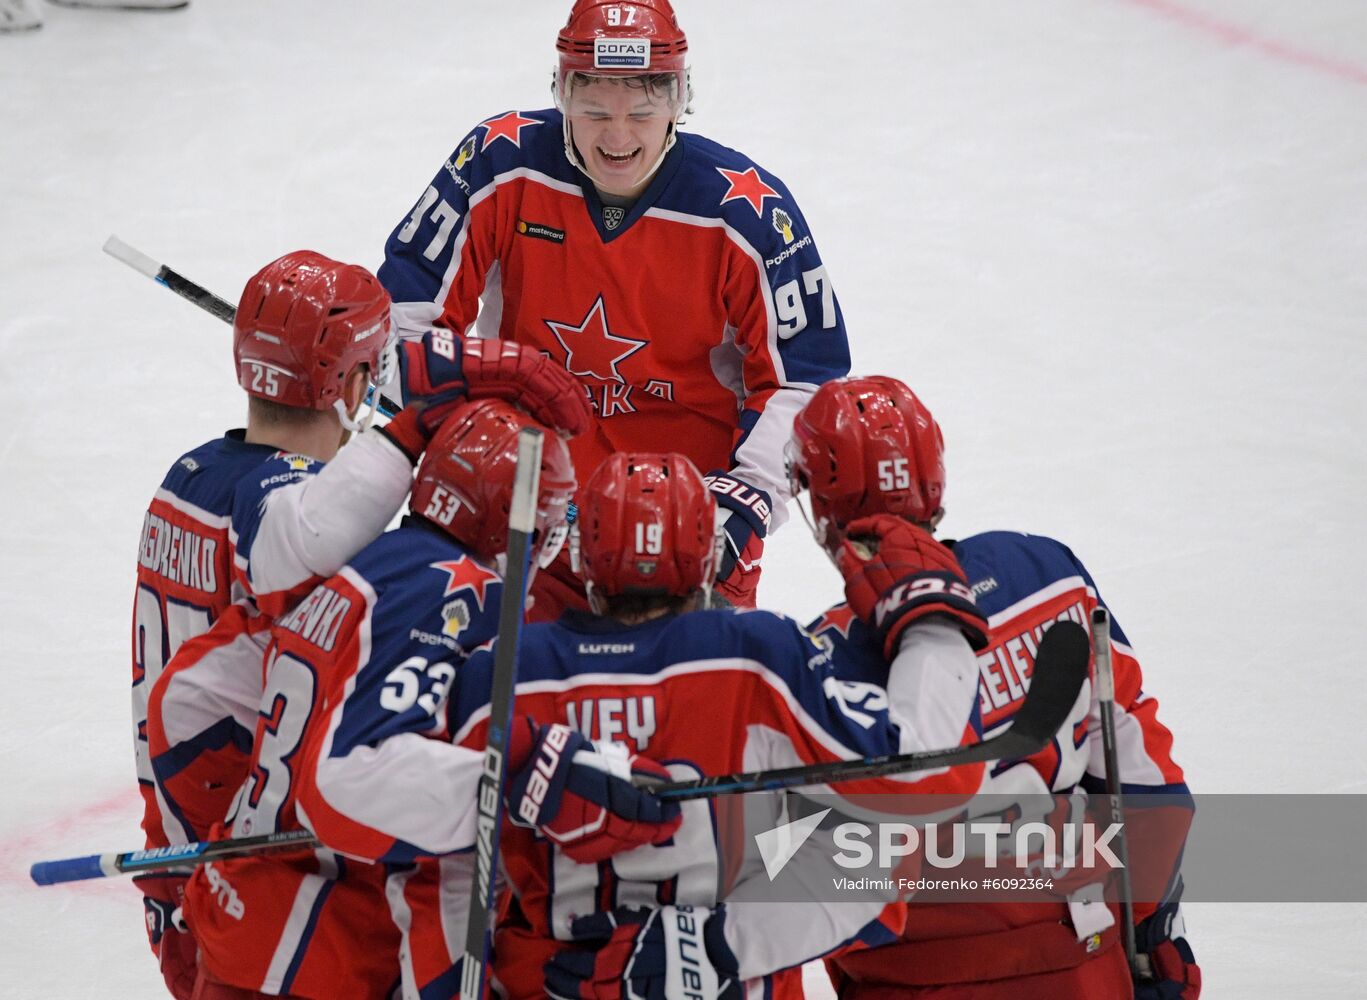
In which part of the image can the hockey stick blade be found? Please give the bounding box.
[104,234,237,324]
[646,620,1090,801]
[31,828,318,886]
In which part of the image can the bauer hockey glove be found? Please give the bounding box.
[837,514,989,659]
[398,329,592,437]
[1133,897,1202,999]
[135,873,197,1000]
[704,471,771,596]
[545,905,741,1000]
[504,718,682,863]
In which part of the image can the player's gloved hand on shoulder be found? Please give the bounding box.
[398,328,592,437]
[837,514,989,658]
[704,472,771,608]
[545,904,741,1000]
[505,718,682,863]
[135,873,197,1000]
[1133,900,1202,999]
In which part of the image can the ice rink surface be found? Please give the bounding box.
[2,0,1365,995]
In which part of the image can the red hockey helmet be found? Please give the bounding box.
[556,0,688,90]
[412,399,577,566]
[788,376,947,551]
[576,452,719,600]
[232,250,392,412]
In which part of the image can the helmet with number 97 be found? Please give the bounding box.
[412,399,577,567]
[787,376,946,553]
[233,250,392,412]
[575,452,719,602]
[555,0,688,99]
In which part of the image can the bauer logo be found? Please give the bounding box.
[594,37,650,69]
[516,219,566,244]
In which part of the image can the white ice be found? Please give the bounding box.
[2,0,1365,996]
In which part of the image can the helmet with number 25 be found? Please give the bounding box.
[413,399,577,568]
[575,452,720,606]
[788,376,947,553]
[232,250,392,413]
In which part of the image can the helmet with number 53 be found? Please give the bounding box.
[412,399,577,568]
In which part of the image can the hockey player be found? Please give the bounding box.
[137,250,587,998]
[788,376,1200,1000]
[191,398,681,1000]
[436,452,991,999]
[378,0,851,617]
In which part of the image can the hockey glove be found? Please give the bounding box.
[505,718,682,863]
[545,905,741,1000]
[1133,899,1202,999]
[398,329,592,437]
[704,470,771,587]
[136,873,197,1000]
[837,514,989,659]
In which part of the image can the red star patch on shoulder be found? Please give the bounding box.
[811,604,857,640]
[479,111,542,151]
[545,296,646,383]
[716,166,781,216]
[430,557,501,611]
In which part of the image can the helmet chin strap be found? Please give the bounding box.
[557,73,681,196]
[333,385,381,436]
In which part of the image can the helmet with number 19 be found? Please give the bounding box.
[412,399,578,569]
[787,376,947,554]
[553,0,691,198]
[233,250,393,427]
[574,452,721,610]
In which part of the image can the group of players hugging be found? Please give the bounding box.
[128,2,1201,998]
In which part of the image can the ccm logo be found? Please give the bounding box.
[874,577,975,627]
[704,475,772,531]
[517,724,572,825]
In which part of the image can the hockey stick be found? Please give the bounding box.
[103,234,397,417]
[31,621,1085,884]
[460,428,543,1000]
[645,619,1091,802]
[1092,607,1139,972]
[104,235,237,324]
[30,828,317,886]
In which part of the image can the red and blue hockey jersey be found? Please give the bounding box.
[820,531,1193,997]
[134,431,279,849]
[442,608,984,1000]
[378,109,851,527]
[184,519,492,999]
[146,431,414,849]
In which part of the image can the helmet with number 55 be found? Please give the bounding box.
[787,376,946,553]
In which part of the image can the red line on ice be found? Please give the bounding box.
[1,792,134,890]
[1119,0,1367,87]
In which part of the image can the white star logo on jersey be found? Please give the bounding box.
[755,808,831,880]
[479,110,542,151]
[545,296,646,383]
